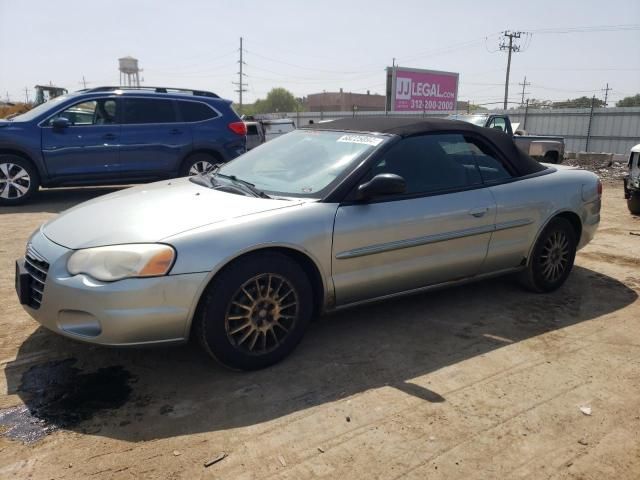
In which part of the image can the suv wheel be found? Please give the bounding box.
[195,253,313,370]
[180,153,220,177]
[518,217,577,293]
[628,192,640,215]
[0,156,39,205]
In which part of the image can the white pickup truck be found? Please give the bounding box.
[624,143,640,214]
[449,113,565,164]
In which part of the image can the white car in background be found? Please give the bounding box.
[261,119,295,142]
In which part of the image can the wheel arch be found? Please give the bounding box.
[525,210,582,265]
[186,245,328,339]
[543,151,560,164]
[0,148,44,179]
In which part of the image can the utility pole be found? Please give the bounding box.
[81,76,87,89]
[586,95,596,151]
[24,87,30,104]
[233,37,247,113]
[499,31,523,110]
[518,76,530,107]
[601,83,612,107]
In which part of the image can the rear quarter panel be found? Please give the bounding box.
[483,167,600,272]
[191,118,245,162]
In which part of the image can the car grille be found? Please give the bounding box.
[24,245,49,309]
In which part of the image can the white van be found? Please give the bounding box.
[261,119,295,142]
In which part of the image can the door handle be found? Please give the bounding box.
[102,133,117,140]
[468,207,489,218]
[169,129,183,135]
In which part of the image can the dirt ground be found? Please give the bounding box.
[0,181,639,479]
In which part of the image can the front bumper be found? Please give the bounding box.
[18,229,208,346]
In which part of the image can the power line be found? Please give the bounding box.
[528,24,640,34]
[499,30,526,109]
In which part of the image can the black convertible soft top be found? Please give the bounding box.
[304,117,546,177]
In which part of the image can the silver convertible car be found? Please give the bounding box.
[16,118,601,370]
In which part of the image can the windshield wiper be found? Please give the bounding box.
[213,172,271,199]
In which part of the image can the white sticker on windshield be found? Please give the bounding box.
[337,135,383,146]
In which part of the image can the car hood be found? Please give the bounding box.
[43,178,304,249]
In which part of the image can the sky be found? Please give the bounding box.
[1,0,639,107]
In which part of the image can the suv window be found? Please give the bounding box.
[123,98,177,124]
[46,98,118,126]
[369,133,511,195]
[177,100,217,122]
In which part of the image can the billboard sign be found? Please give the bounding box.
[387,67,459,112]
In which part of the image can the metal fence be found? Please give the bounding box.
[279,107,640,155]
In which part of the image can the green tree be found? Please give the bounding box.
[469,104,488,112]
[254,88,300,113]
[616,94,640,107]
[551,96,605,108]
[526,98,553,109]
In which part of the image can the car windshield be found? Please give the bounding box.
[448,114,487,126]
[7,95,71,122]
[216,129,387,198]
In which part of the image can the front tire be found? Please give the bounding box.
[628,192,640,215]
[195,253,313,370]
[0,155,39,205]
[519,217,577,293]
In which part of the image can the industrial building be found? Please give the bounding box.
[304,89,386,112]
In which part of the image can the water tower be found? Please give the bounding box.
[118,56,141,86]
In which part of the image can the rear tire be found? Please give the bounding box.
[628,193,640,215]
[518,217,577,293]
[543,151,559,164]
[195,253,313,370]
[0,155,39,206]
[180,152,220,177]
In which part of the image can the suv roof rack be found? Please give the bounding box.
[81,86,220,98]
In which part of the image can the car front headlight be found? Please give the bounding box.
[67,244,176,282]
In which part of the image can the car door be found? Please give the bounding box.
[487,115,513,136]
[331,133,497,306]
[118,97,192,175]
[41,97,121,178]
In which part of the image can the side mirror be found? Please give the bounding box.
[492,125,503,131]
[51,117,70,130]
[356,173,406,200]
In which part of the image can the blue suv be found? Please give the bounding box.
[0,86,247,205]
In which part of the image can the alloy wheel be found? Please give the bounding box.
[539,230,570,282]
[188,160,216,176]
[0,163,31,200]
[225,273,299,355]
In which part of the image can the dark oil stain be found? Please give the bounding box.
[0,358,134,443]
